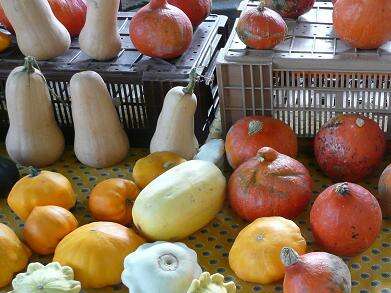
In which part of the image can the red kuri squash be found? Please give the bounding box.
[236,2,287,50]
[333,0,391,49]
[310,182,382,256]
[225,116,298,169]
[0,0,87,37]
[264,0,315,19]
[167,0,211,27]
[280,247,351,293]
[314,114,385,182]
[129,0,193,59]
[228,147,312,221]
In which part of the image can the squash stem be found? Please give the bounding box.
[23,56,36,74]
[257,0,265,11]
[29,167,41,177]
[335,182,349,196]
[182,68,198,95]
[149,0,167,9]
[280,247,300,267]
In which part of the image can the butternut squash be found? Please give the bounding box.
[150,69,199,159]
[70,71,129,168]
[0,0,71,60]
[79,0,121,61]
[5,57,65,167]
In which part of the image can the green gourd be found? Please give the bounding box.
[187,272,236,293]
[11,262,81,293]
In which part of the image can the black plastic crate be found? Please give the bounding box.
[0,12,228,147]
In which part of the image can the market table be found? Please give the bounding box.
[0,146,390,293]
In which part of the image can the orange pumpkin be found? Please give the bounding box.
[280,247,352,293]
[0,31,11,53]
[0,223,31,287]
[23,206,78,255]
[167,0,211,27]
[310,182,382,256]
[89,179,139,226]
[333,0,391,49]
[378,164,391,217]
[7,169,76,220]
[225,116,298,169]
[133,151,186,189]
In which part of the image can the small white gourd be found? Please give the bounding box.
[11,262,81,293]
[0,0,71,60]
[194,139,225,169]
[121,241,202,293]
[150,69,199,159]
[187,272,237,293]
[70,71,129,168]
[79,0,121,61]
[5,57,65,167]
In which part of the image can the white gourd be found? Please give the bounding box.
[0,0,71,61]
[187,272,237,293]
[5,57,65,167]
[194,139,225,169]
[79,0,121,61]
[70,71,129,168]
[150,69,199,159]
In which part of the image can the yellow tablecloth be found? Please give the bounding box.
[0,147,390,293]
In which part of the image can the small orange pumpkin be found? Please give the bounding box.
[23,206,78,255]
[89,179,139,226]
[0,31,11,53]
[133,151,186,189]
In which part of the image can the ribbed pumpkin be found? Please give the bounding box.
[314,114,385,182]
[378,164,391,217]
[236,2,287,50]
[129,0,193,59]
[280,247,351,293]
[310,182,382,256]
[228,147,313,221]
[53,222,145,288]
[0,223,31,287]
[167,0,211,27]
[225,116,298,169]
[333,0,391,49]
[264,0,315,19]
[0,0,87,37]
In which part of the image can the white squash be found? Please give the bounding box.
[194,139,225,169]
[132,160,226,240]
[122,241,202,293]
[0,0,70,60]
[187,272,237,293]
[5,57,65,167]
[79,0,121,61]
[150,69,199,159]
[70,71,129,168]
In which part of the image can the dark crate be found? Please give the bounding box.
[0,13,228,147]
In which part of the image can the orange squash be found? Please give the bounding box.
[89,179,139,226]
[229,217,306,284]
[0,223,31,287]
[7,168,76,220]
[0,30,11,53]
[23,206,78,255]
[133,151,186,189]
[53,222,145,288]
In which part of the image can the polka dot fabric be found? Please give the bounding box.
[0,147,390,293]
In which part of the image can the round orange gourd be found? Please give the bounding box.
[167,0,211,27]
[236,2,287,50]
[229,217,306,284]
[310,182,382,256]
[89,179,139,225]
[0,223,31,287]
[23,206,78,255]
[53,222,145,288]
[333,0,391,49]
[7,168,76,220]
[0,31,11,53]
[225,116,298,169]
[133,152,186,189]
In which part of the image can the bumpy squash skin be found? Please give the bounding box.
[378,164,391,217]
[7,170,76,221]
[53,222,145,288]
[132,160,226,241]
[228,147,313,221]
[0,223,31,288]
[281,248,351,293]
[314,114,385,182]
[225,116,298,169]
[236,5,287,50]
[187,272,237,293]
[167,0,211,27]
[229,217,306,284]
[264,0,315,19]
[310,182,382,256]
[129,0,193,59]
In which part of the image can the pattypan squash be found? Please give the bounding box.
[187,272,236,293]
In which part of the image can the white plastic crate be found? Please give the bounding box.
[217,1,391,137]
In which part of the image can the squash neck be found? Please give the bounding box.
[335,182,349,196]
[183,68,198,95]
[29,167,41,177]
[149,0,167,9]
[280,247,300,267]
[23,57,36,74]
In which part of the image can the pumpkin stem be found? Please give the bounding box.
[29,167,41,177]
[280,247,300,267]
[183,68,198,95]
[257,0,266,11]
[149,0,167,9]
[248,120,263,135]
[23,56,37,74]
[356,117,365,128]
[256,147,277,162]
[335,182,349,196]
